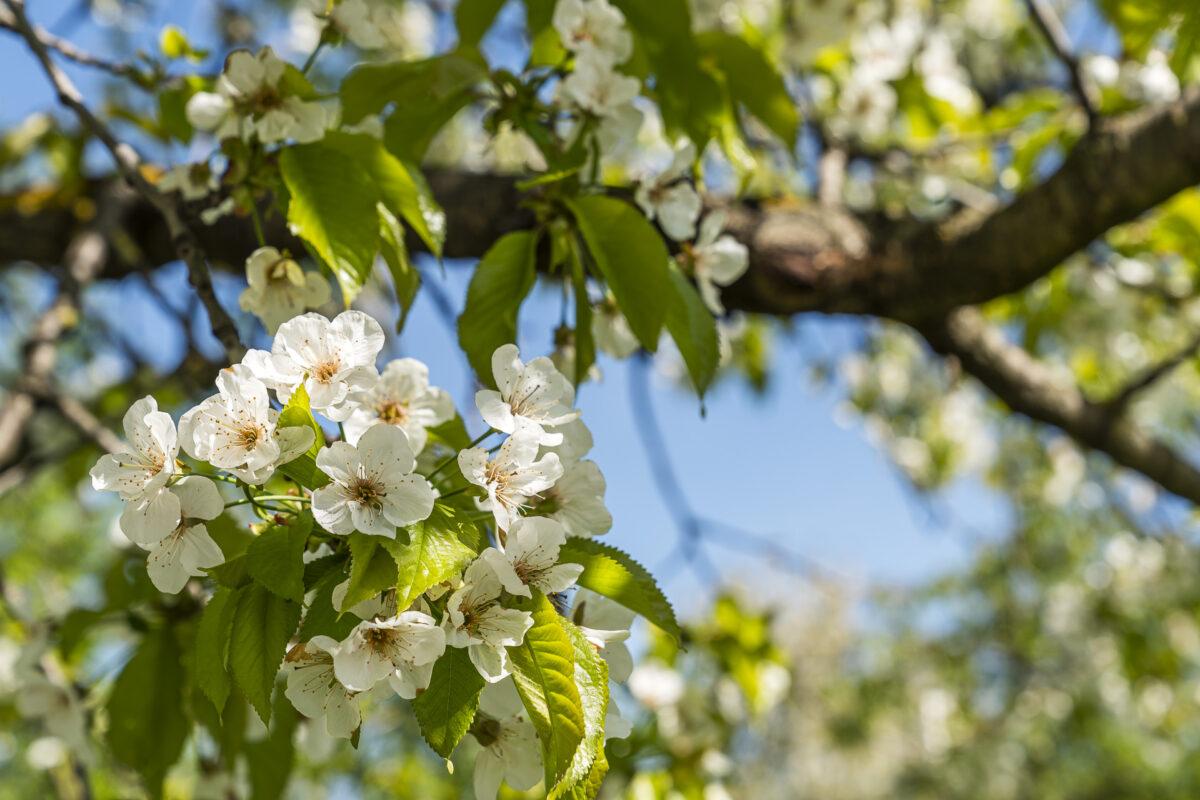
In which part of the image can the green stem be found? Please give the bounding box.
[437,486,473,500]
[426,429,494,480]
[249,203,267,247]
[302,41,325,75]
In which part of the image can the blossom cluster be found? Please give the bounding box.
[90,310,626,798]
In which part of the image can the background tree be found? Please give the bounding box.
[2,0,1200,797]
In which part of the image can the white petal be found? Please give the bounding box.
[120,488,182,547]
[171,476,224,520]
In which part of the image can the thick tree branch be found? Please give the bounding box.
[920,308,1200,506]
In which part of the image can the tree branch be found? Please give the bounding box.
[920,307,1200,506]
[1,0,244,362]
[1103,327,1200,411]
[1023,0,1098,124]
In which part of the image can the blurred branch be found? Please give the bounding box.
[0,5,138,80]
[1103,328,1200,411]
[1023,0,1098,125]
[921,307,1200,506]
[1,0,244,363]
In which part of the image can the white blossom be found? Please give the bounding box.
[157,163,217,201]
[592,297,639,358]
[629,661,685,709]
[571,587,634,682]
[242,310,384,422]
[473,678,543,800]
[332,612,445,692]
[238,247,331,335]
[459,421,564,532]
[634,139,702,241]
[145,476,225,593]
[179,365,315,484]
[691,211,749,314]
[532,457,611,537]
[285,636,361,739]
[475,344,579,445]
[480,517,583,596]
[443,559,534,682]
[91,396,181,546]
[552,0,633,66]
[343,358,454,453]
[559,50,641,118]
[312,423,435,537]
[330,0,388,49]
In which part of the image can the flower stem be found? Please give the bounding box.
[425,429,494,480]
[302,41,325,75]
[249,203,267,247]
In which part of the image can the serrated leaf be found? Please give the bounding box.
[549,618,609,799]
[570,245,596,385]
[208,554,250,589]
[106,629,189,796]
[696,31,799,147]
[246,687,299,800]
[507,592,586,791]
[279,143,380,305]
[456,0,506,49]
[412,645,486,757]
[246,515,312,603]
[229,582,301,725]
[342,533,399,612]
[276,384,330,490]
[567,196,670,351]
[665,261,719,397]
[194,586,237,713]
[383,508,477,611]
[299,562,359,642]
[557,538,680,643]
[458,230,539,384]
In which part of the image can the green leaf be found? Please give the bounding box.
[456,0,507,49]
[665,261,720,397]
[107,629,189,795]
[279,143,380,305]
[246,688,299,800]
[506,593,586,791]
[610,0,724,145]
[322,132,446,257]
[567,196,671,350]
[299,561,359,642]
[564,746,609,800]
[275,384,329,490]
[340,55,485,160]
[569,245,597,385]
[558,538,681,643]
[696,31,798,147]
[549,618,610,800]
[412,646,487,757]
[458,230,539,384]
[209,554,250,589]
[229,582,301,725]
[383,508,478,612]
[194,586,237,713]
[342,533,399,612]
[246,515,312,603]
[379,204,421,332]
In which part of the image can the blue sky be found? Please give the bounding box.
[0,0,1019,616]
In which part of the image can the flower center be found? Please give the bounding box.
[363,627,392,653]
[237,423,265,449]
[377,400,408,425]
[351,475,385,506]
[312,359,340,383]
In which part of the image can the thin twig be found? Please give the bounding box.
[2,0,244,363]
[0,10,138,79]
[1104,328,1200,411]
[1024,0,1098,125]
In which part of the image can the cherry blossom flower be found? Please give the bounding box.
[475,344,579,444]
[157,163,218,201]
[443,560,534,682]
[91,396,181,544]
[330,0,387,49]
[634,139,702,241]
[179,365,315,485]
[144,476,225,593]
[343,358,454,453]
[690,211,750,314]
[238,247,330,335]
[472,678,542,800]
[571,587,635,682]
[480,517,583,597]
[559,50,641,118]
[332,612,445,692]
[311,423,435,537]
[532,457,612,537]
[242,310,384,422]
[592,296,639,358]
[285,636,361,739]
[629,661,685,709]
[458,421,563,532]
[552,0,633,66]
